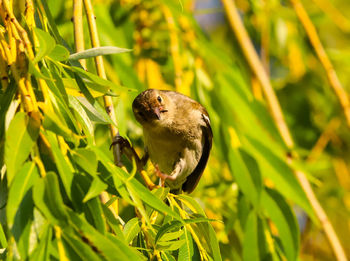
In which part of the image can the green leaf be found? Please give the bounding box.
[156,239,186,251]
[93,147,181,221]
[226,147,262,207]
[76,96,111,124]
[32,172,68,225]
[28,58,53,80]
[67,210,144,261]
[73,75,116,126]
[62,228,102,261]
[123,217,141,244]
[48,44,70,61]
[245,136,315,220]
[68,95,94,141]
[44,132,74,199]
[155,218,217,244]
[161,251,177,261]
[101,204,126,242]
[11,190,35,260]
[29,223,52,261]
[178,228,196,261]
[83,177,108,203]
[69,65,133,94]
[176,194,206,215]
[69,46,132,60]
[188,214,222,261]
[84,197,106,234]
[72,148,98,175]
[7,162,39,227]
[5,112,40,185]
[0,223,7,248]
[33,28,56,63]
[42,106,79,143]
[158,230,184,242]
[203,219,222,261]
[261,189,299,261]
[242,211,259,261]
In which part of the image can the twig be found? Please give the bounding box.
[72,0,120,217]
[0,30,34,113]
[82,0,122,166]
[290,0,350,128]
[73,0,87,69]
[221,0,347,260]
[307,118,340,162]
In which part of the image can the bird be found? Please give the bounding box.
[113,89,212,194]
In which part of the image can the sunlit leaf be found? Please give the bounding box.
[0,224,7,248]
[83,177,108,203]
[5,112,40,185]
[33,172,68,225]
[123,217,141,244]
[29,223,52,261]
[261,189,299,261]
[33,28,56,63]
[155,218,217,244]
[42,132,74,200]
[69,46,132,60]
[67,210,144,261]
[48,44,70,61]
[7,162,39,227]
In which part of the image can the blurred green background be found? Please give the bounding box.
[1,0,350,260]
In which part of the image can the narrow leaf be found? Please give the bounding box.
[5,112,40,185]
[48,44,70,61]
[69,46,132,60]
[29,223,52,261]
[261,189,299,261]
[44,132,74,199]
[83,177,108,203]
[33,172,68,224]
[178,228,195,261]
[7,162,39,227]
[123,218,141,244]
[0,223,7,248]
[242,211,259,261]
[155,218,217,244]
[93,147,181,220]
[33,28,56,63]
[67,210,143,261]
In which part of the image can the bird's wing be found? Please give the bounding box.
[182,112,213,193]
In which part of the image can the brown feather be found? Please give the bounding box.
[182,113,213,193]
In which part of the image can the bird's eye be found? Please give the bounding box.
[157,96,162,103]
[138,111,145,118]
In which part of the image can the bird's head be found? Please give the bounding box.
[132,89,172,126]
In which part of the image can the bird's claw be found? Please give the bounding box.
[110,135,131,151]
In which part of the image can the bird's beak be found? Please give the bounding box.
[153,107,161,120]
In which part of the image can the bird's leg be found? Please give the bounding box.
[154,159,184,186]
[110,135,158,189]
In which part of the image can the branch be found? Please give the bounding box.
[82,0,122,165]
[73,0,87,69]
